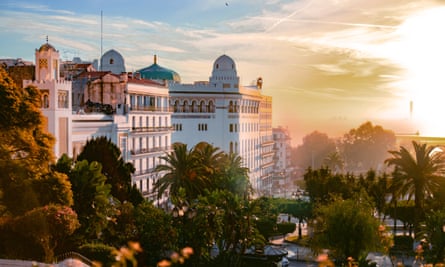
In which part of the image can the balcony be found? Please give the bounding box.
[131,126,174,133]
[130,145,172,156]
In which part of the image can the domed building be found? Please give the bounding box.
[169,54,273,195]
[136,55,181,83]
[100,49,126,74]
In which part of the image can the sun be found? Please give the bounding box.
[390,7,445,137]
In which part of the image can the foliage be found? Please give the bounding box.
[68,160,113,243]
[13,204,79,262]
[133,202,177,266]
[292,131,337,170]
[79,242,116,267]
[276,222,296,235]
[385,141,445,238]
[303,167,357,205]
[419,209,445,263]
[76,136,143,205]
[0,68,57,216]
[311,197,381,262]
[342,121,396,172]
[31,171,74,207]
[278,199,312,239]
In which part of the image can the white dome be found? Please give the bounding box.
[213,54,236,72]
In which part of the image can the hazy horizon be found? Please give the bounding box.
[1,0,444,146]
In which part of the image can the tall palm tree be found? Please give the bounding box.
[385,141,445,238]
[154,142,207,203]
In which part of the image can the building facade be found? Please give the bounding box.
[169,54,274,194]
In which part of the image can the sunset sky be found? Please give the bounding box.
[1,0,444,145]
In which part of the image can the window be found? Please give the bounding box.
[57,90,68,108]
[229,124,233,132]
[42,92,49,108]
[109,58,114,64]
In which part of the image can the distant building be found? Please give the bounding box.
[169,54,274,194]
[271,126,295,198]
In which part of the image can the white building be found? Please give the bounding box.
[23,42,172,204]
[169,54,274,194]
[271,126,295,198]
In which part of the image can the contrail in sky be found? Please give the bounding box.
[266,0,314,32]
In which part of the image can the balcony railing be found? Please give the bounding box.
[130,106,173,112]
[131,126,174,133]
[130,145,172,156]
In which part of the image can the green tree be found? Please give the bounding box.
[293,131,337,170]
[342,121,396,172]
[280,199,312,239]
[419,209,445,263]
[76,136,143,205]
[385,141,445,238]
[324,151,345,173]
[69,160,113,243]
[155,142,208,203]
[134,202,177,266]
[311,197,381,262]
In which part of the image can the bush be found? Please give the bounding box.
[79,243,116,266]
[277,222,296,235]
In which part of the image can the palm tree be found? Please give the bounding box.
[154,142,207,203]
[385,141,445,238]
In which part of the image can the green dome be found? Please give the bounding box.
[136,55,181,82]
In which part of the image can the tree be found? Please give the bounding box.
[342,121,396,172]
[279,199,312,239]
[311,197,381,262]
[292,131,336,170]
[76,136,143,205]
[323,151,345,173]
[154,142,207,203]
[13,204,79,263]
[68,160,113,243]
[385,141,445,238]
[134,202,177,266]
[0,68,57,215]
[419,209,445,263]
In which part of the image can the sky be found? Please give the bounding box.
[1,0,445,146]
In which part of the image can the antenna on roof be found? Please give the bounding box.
[100,10,103,71]
[46,35,49,44]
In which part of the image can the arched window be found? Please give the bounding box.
[208,100,215,113]
[183,100,189,112]
[109,58,114,64]
[199,100,206,112]
[42,94,49,108]
[174,100,180,112]
[191,100,197,112]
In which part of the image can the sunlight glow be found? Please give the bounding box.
[389,7,445,136]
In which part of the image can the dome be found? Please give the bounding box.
[38,43,56,52]
[100,49,126,74]
[136,55,181,82]
[213,54,236,72]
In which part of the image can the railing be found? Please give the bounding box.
[133,167,157,176]
[131,126,173,133]
[130,145,172,156]
[130,106,173,112]
[55,251,93,266]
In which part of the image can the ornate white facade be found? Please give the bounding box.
[23,43,73,158]
[169,55,274,194]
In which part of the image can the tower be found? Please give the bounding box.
[23,41,73,158]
